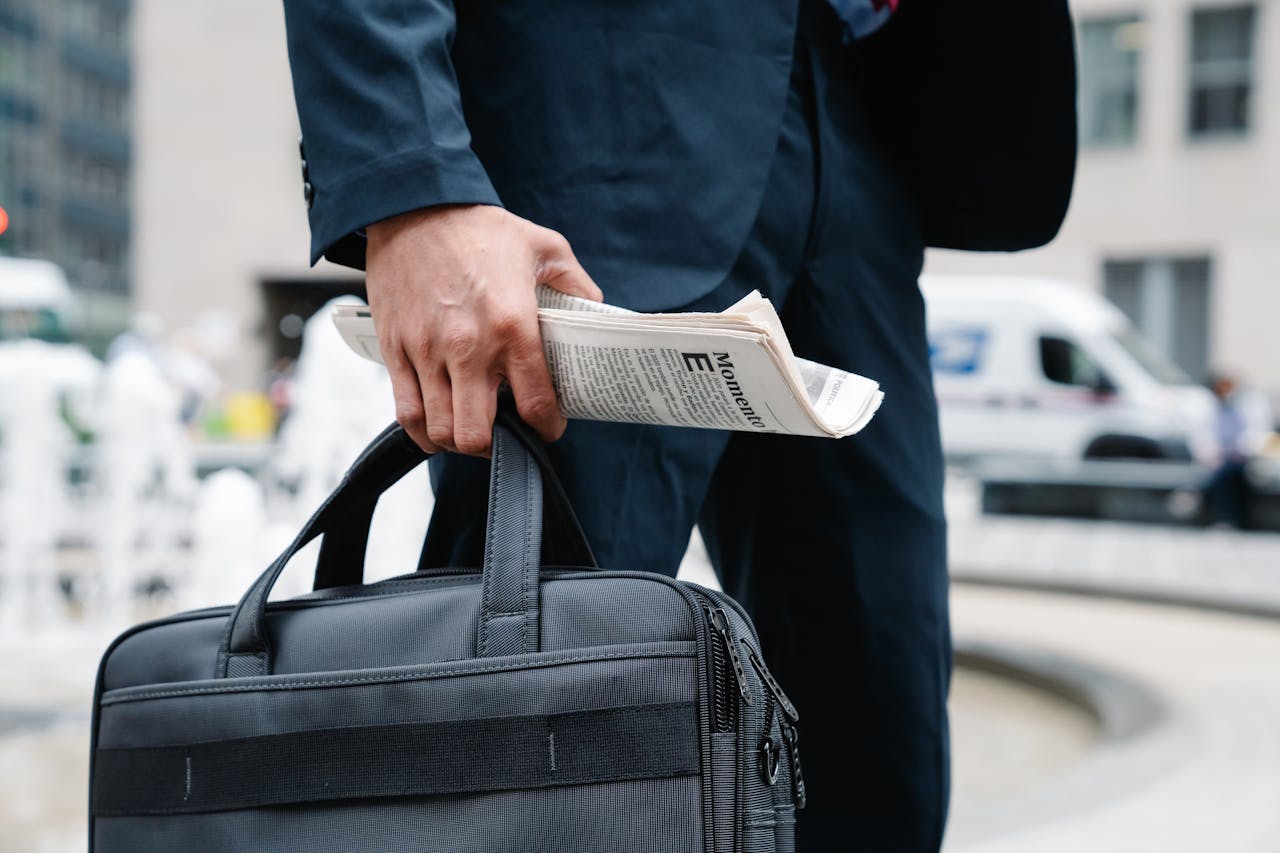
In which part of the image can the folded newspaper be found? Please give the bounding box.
[332,286,883,438]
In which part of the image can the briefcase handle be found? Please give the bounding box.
[215,401,597,678]
[311,403,595,590]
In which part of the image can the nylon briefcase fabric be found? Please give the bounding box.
[88,409,804,851]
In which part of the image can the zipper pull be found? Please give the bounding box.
[707,606,753,706]
[747,650,799,723]
[782,721,806,810]
[760,735,781,785]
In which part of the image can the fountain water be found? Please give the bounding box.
[0,341,101,636]
[92,350,195,629]
[0,298,437,636]
[186,468,269,609]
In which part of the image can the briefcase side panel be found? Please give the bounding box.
[695,585,803,852]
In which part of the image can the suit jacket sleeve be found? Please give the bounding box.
[283,0,502,269]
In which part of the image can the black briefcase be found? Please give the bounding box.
[88,410,804,851]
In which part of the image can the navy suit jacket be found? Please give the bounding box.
[284,0,1076,310]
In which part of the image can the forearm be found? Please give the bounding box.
[282,0,500,268]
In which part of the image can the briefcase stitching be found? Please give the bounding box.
[100,642,697,704]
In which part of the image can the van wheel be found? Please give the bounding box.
[1083,434,1188,461]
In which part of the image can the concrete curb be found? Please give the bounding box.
[948,632,1194,846]
[952,570,1280,622]
[947,567,1280,845]
[954,638,1167,744]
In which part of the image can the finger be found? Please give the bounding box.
[448,359,499,457]
[418,362,456,453]
[530,226,604,302]
[384,346,442,454]
[503,322,567,443]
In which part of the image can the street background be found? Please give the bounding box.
[2,1,1279,851]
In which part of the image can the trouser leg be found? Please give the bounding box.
[699,254,950,851]
[699,18,951,848]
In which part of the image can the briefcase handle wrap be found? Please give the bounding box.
[216,403,597,678]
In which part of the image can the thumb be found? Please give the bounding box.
[532,227,604,303]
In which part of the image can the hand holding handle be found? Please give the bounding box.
[217,405,595,678]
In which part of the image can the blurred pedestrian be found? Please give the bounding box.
[1204,373,1253,527]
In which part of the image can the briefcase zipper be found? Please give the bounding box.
[747,647,805,809]
[746,649,798,724]
[782,719,807,810]
[759,693,781,785]
[704,604,751,732]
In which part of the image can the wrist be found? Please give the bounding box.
[369,203,496,242]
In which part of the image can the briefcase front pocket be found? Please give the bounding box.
[92,642,704,852]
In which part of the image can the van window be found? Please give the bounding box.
[1039,336,1109,389]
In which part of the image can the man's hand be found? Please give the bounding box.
[365,204,602,455]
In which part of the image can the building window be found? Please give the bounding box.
[1104,258,1212,380]
[1188,5,1256,137]
[0,28,41,98]
[60,152,128,201]
[60,0,129,53]
[61,69,129,130]
[1079,16,1144,146]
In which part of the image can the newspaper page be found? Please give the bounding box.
[332,286,883,438]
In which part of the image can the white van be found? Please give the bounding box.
[0,257,79,343]
[921,275,1216,466]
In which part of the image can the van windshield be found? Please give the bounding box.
[1111,328,1193,385]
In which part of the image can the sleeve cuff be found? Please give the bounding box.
[306,145,503,269]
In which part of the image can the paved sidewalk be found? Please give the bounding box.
[5,482,1278,852]
[945,586,1280,853]
[0,631,98,853]
[10,589,1280,853]
[945,475,1280,614]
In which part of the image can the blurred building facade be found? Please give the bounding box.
[928,0,1280,402]
[0,0,133,347]
[127,1,1279,399]
[132,0,358,390]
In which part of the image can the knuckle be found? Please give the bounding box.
[376,335,399,363]
[395,401,425,428]
[518,392,557,422]
[409,336,435,364]
[490,310,526,342]
[454,426,491,455]
[532,225,570,257]
[506,326,546,360]
[441,326,479,362]
[547,230,571,254]
[426,420,453,446]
